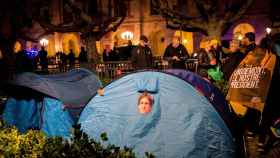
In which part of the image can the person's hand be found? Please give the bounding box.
[97,88,105,96]
[221,57,229,64]
[210,59,216,65]
[172,56,180,61]
[251,97,261,105]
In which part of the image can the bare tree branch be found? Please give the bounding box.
[225,0,255,23]
[152,0,255,38]
[96,16,125,39]
[153,0,206,30]
[31,0,126,38]
[65,0,93,24]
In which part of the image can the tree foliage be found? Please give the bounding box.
[0,121,155,158]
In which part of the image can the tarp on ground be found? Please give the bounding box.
[79,71,235,158]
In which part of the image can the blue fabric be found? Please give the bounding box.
[164,69,234,134]
[3,98,40,132]
[79,71,235,158]
[9,68,102,106]
[41,98,74,138]
[3,97,74,138]
[3,68,101,138]
[135,75,159,93]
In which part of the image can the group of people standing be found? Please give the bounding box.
[14,46,88,74]
[225,32,280,154]
[127,32,280,154]
[55,47,88,72]
[15,46,49,74]
[130,35,190,70]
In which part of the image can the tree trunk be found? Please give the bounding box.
[206,23,223,41]
[85,36,100,63]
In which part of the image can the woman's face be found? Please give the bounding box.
[138,97,152,114]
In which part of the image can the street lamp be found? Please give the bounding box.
[266,27,272,35]
[121,31,133,40]
[237,35,243,41]
[40,38,49,47]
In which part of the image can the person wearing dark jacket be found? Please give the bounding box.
[102,45,114,62]
[68,49,75,70]
[78,46,88,63]
[195,40,217,79]
[15,49,33,73]
[255,37,280,152]
[163,36,189,69]
[131,35,153,70]
[222,40,245,80]
[241,32,257,56]
[38,46,48,72]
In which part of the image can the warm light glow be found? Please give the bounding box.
[40,38,49,46]
[14,41,22,53]
[121,31,134,40]
[0,50,3,59]
[238,35,243,41]
[183,39,188,43]
[174,31,193,54]
[233,23,255,37]
[266,27,272,34]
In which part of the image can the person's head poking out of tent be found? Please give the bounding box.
[137,91,153,114]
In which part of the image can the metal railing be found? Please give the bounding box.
[33,58,199,80]
[95,61,134,79]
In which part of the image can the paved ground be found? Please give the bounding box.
[245,134,280,158]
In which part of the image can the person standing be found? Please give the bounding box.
[60,51,67,72]
[131,35,153,70]
[222,40,245,80]
[102,45,114,62]
[78,47,88,63]
[38,46,48,72]
[163,35,189,69]
[78,47,88,68]
[15,48,32,73]
[68,49,75,70]
[241,32,256,55]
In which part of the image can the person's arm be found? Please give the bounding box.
[148,48,153,67]
[102,52,105,62]
[181,45,189,59]
[164,45,177,61]
[198,53,210,67]
[163,45,170,59]
[131,47,137,68]
[208,52,217,66]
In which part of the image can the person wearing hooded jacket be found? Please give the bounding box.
[131,35,153,70]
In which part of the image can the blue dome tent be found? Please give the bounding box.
[164,69,235,134]
[3,68,102,138]
[79,71,235,158]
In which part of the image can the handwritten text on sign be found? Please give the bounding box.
[230,66,265,89]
